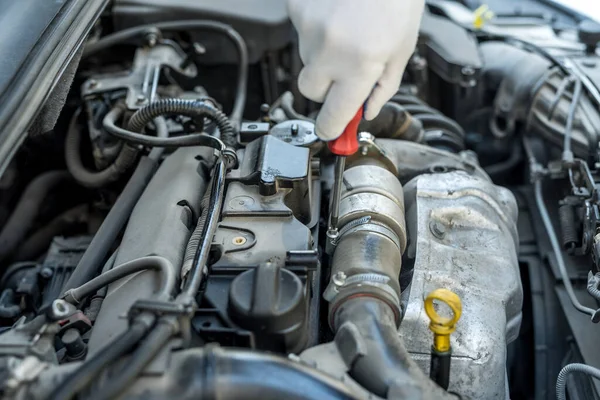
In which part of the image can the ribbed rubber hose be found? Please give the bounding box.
[0,171,71,263]
[127,99,236,148]
[103,105,225,150]
[65,109,139,188]
[556,363,600,400]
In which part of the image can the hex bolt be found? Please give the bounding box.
[49,299,71,320]
[429,221,447,239]
[88,79,98,89]
[39,267,53,279]
[136,95,147,104]
[332,271,347,287]
[461,66,475,76]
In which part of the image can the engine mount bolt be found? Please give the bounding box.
[232,236,247,246]
[429,221,446,239]
[136,95,147,104]
[332,271,347,287]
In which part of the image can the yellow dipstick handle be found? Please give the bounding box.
[424,288,462,353]
[473,4,495,30]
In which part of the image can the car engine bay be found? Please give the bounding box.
[2,1,600,399]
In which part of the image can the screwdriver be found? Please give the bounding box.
[326,107,363,241]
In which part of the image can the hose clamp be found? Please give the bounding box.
[323,272,400,306]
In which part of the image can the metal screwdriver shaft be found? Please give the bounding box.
[327,156,346,238]
[326,107,363,241]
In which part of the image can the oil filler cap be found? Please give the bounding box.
[228,262,306,351]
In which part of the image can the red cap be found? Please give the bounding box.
[327,107,363,156]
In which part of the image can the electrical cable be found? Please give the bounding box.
[103,105,226,150]
[556,363,600,400]
[63,256,175,305]
[83,20,248,128]
[181,158,227,298]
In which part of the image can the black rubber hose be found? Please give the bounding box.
[89,321,176,400]
[416,114,466,139]
[358,102,424,141]
[61,155,161,293]
[65,109,139,188]
[47,316,155,400]
[389,94,427,106]
[84,251,118,322]
[63,256,176,305]
[0,289,22,319]
[401,104,441,116]
[181,159,226,298]
[0,171,71,263]
[484,141,523,178]
[103,104,226,150]
[279,91,314,122]
[12,204,89,262]
[333,297,451,398]
[83,20,248,128]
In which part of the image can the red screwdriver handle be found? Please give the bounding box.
[328,106,363,156]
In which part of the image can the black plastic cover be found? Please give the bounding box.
[419,9,482,86]
[112,0,293,64]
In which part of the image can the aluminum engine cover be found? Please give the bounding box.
[400,170,521,400]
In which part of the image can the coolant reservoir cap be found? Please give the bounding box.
[228,262,305,332]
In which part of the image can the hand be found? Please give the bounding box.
[288,0,425,141]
